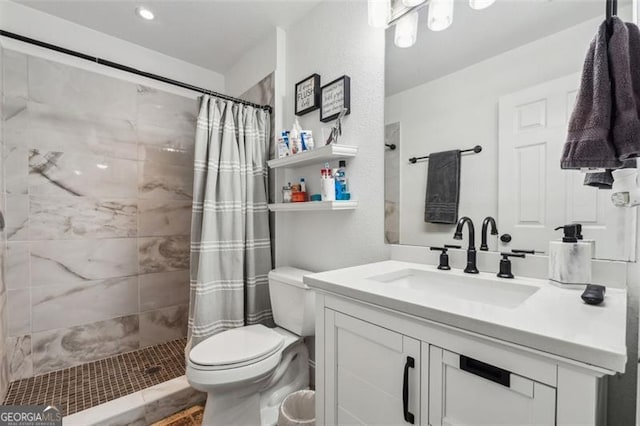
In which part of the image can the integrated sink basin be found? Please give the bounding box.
[368,269,539,309]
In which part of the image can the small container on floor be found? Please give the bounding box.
[278,390,315,426]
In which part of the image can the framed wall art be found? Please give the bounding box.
[295,73,321,116]
[320,75,351,122]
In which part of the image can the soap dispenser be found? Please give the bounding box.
[548,224,593,287]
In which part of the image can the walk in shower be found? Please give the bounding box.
[0,24,276,419]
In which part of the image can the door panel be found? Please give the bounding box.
[324,310,421,425]
[499,73,636,260]
[429,346,555,426]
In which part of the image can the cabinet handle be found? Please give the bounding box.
[402,356,415,424]
[459,355,511,387]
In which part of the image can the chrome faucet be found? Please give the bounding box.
[480,216,498,251]
[453,216,479,274]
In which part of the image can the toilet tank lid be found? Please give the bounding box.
[269,267,312,288]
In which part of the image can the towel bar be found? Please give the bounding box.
[409,145,482,164]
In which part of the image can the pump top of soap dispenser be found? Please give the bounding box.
[554,224,581,243]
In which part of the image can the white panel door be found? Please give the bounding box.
[324,309,421,425]
[498,74,636,260]
[428,346,555,426]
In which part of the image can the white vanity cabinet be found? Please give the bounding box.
[316,293,610,426]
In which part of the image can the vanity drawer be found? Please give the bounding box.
[428,346,556,426]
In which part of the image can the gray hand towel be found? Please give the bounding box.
[424,150,461,224]
[562,20,621,170]
[583,171,614,188]
[612,20,640,160]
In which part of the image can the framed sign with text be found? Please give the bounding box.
[320,75,351,122]
[295,74,321,116]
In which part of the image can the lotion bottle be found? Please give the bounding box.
[548,224,592,286]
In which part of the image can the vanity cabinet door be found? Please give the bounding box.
[428,346,555,426]
[324,309,421,425]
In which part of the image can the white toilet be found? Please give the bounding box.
[186,267,315,426]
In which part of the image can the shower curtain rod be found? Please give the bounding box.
[0,30,272,112]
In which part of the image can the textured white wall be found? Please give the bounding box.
[225,29,278,98]
[385,11,631,250]
[0,1,225,98]
[275,0,387,272]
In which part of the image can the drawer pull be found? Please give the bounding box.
[460,355,511,387]
[402,356,415,424]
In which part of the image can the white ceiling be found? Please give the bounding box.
[386,0,630,96]
[16,0,323,74]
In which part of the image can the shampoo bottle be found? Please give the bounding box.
[548,224,592,286]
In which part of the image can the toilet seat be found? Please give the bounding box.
[189,324,285,370]
[187,348,283,387]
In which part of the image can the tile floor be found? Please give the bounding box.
[3,338,187,416]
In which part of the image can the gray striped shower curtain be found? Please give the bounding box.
[187,96,273,351]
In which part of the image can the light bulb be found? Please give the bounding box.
[135,7,155,20]
[394,11,419,48]
[428,0,454,31]
[368,0,391,28]
[469,0,496,10]
[402,0,426,7]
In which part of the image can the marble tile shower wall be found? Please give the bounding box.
[0,43,10,401]
[2,50,197,380]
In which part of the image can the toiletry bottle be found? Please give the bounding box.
[281,131,293,154]
[301,130,314,151]
[321,163,335,201]
[277,138,290,158]
[291,118,303,153]
[548,224,592,287]
[300,178,306,193]
[334,160,348,200]
[282,183,292,203]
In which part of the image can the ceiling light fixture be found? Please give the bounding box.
[428,0,454,32]
[135,6,155,21]
[469,0,496,10]
[394,11,419,48]
[402,0,426,7]
[375,0,496,47]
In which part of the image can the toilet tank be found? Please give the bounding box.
[268,267,315,336]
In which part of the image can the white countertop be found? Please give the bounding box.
[304,260,627,373]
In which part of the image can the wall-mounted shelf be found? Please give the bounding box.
[268,201,358,212]
[267,144,358,169]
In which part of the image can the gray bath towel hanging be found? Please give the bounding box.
[562,20,621,170]
[424,150,461,224]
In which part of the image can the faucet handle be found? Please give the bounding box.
[430,246,452,270]
[501,252,526,259]
[511,249,535,255]
[497,252,525,279]
[444,244,462,250]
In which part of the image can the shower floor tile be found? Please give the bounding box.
[3,338,187,416]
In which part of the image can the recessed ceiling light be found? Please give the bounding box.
[135,6,155,21]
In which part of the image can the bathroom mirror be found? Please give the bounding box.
[384,0,638,261]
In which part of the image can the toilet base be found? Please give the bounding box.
[202,387,262,426]
[200,341,310,426]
